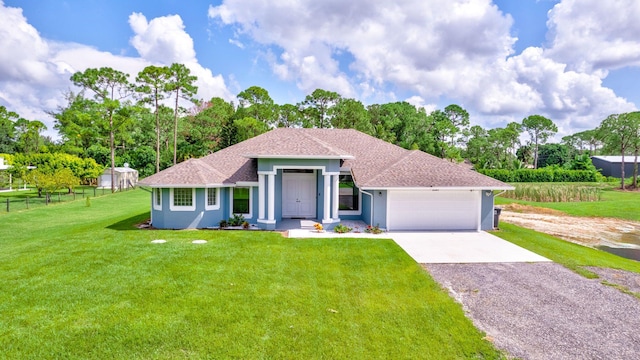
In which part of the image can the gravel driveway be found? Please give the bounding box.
[425,263,640,360]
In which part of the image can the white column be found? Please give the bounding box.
[268,173,275,221]
[258,174,265,220]
[332,175,339,219]
[323,174,331,222]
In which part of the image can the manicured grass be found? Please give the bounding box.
[0,190,503,359]
[493,223,640,278]
[496,184,640,221]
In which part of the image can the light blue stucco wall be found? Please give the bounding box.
[480,191,495,230]
[150,188,229,229]
[149,189,165,228]
[150,185,490,231]
[150,158,383,229]
[316,173,324,220]
[370,190,388,228]
[150,187,263,229]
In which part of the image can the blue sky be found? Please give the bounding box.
[1,0,639,140]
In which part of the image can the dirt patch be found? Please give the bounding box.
[500,205,640,248]
[501,203,567,216]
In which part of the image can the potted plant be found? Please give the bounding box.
[313,223,324,232]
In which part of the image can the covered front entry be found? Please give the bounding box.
[387,190,481,231]
[282,171,316,218]
[257,164,341,230]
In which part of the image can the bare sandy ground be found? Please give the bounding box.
[499,203,640,249]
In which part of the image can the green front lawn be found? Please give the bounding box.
[0,190,502,359]
[494,223,640,278]
[496,184,640,221]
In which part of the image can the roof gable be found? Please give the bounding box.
[239,128,354,159]
[140,128,511,189]
[140,158,228,186]
[358,150,510,188]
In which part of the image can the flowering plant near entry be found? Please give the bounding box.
[314,223,323,231]
[365,224,383,234]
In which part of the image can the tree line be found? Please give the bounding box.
[1,64,639,191]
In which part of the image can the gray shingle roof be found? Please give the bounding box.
[591,156,636,163]
[139,158,228,186]
[139,128,511,189]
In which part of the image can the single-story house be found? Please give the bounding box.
[98,165,139,190]
[139,128,513,231]
[591,156,639,178]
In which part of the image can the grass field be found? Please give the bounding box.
[0,189,503,359]
[0,186,120,213]
[494,223,640,278]
[496,183,640,221]
[494,181,640,278]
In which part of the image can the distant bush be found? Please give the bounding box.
[478,168,600,182]
[500,183,604,202]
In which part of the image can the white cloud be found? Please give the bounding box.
[0,3,233,140]
[209,0,636,136]
[545,0,640,72]
[128,12,196,64]
[127,12,233,101]
[209,0,514,99]
[508,48,634,134]
[0,2,68,138]
[0,3,52,84]
[404,96,437,114]
[51,42,149,79]
[228,38,244,49]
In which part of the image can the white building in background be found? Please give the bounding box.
[0,157,30,192]
[97,164,139,190]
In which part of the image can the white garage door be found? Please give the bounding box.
[387,190,480,231]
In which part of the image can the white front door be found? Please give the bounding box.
[282,172,316,218]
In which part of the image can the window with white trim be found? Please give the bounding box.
[232,187,252,218]
[338,174,360,214]
[205,188,220,210]
[170,188,196,211]
[153,188,162,210]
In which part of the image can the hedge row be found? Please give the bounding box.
[477,168,600,182]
